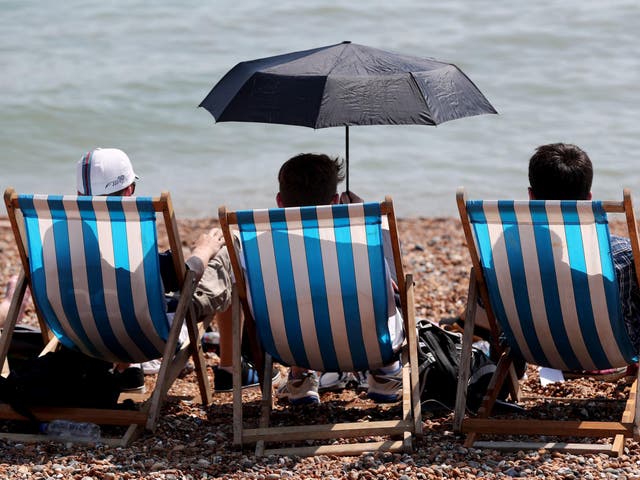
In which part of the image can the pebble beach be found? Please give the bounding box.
[1,215,639,479]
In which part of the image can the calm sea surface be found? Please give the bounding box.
[2,1,639,218]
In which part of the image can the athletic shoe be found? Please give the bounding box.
[114,365,146,393]
[214,358,259,392]
[213,359,281,393]
[367,364,402,403]
[278,371,320,405]
[141,358,162,375]
[318,372,352,391]
[351,371,369,391]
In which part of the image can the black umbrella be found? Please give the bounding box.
[200,41,497,190]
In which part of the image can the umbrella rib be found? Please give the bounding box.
[313,42,354,129]
[325,42,353,78]
[408,71,432,119]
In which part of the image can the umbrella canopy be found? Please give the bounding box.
[199,41,497,187]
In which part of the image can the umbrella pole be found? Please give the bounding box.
[345,125,350,192]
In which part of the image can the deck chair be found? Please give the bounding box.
[0,188,212,445]
[219,197,422,456]
[454,187,640,456]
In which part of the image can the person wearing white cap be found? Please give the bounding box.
[76,148,234,391]
[77,148,139,196]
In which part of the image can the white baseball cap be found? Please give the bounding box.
[76,148,139,195]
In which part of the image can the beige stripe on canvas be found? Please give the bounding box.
[284,208,323,370]
[347,203,383,368]
[316,206,353,371]
[513,202,566,370]
[252,209,295,366]
[92,199,147,360]
[62,198,111,358]
[32,197,86,351]
[545,203,595,371]
[577,203,626,366]
[483,203,534,361]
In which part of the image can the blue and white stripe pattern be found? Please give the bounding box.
[236,202,395,372]
[467,199,637,371]
[18,194,169,363]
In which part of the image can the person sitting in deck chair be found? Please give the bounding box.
[76,148,232,390]
[527,143,640,359]
[274,153,405,405]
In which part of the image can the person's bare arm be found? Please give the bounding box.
[185,228,225,281]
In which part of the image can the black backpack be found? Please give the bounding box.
[0,347,121,422]
[416,320,497,412]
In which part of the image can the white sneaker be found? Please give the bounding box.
[318,372,351,391]
[351,371,369,391]
[141,359,162,375]
[367,364,402,403]
[279,371,320,405]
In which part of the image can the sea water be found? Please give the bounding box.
[1,1,639,218]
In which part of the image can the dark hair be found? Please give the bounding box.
[528,143,593,200]
[278,153,345,207]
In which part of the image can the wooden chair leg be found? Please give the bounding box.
[476,349,513,417]
[0,270,28,367]
[506,364,520,403]
[231,288,243,447]
[465,349,514,447]
[255,354,274,456]
[400,347,412,453]
[454,275,478,432]
[404,275,422,438]
[633,366,640,440]
[146,270,198,431]
[185,304,212,405]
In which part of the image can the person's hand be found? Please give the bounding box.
[339,190,364,204]
[192,228,225,263]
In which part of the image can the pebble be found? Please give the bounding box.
[1,217,640,479]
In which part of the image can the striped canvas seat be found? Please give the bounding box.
[235,202,397,372]
[17,194,170,363]
[455,187,640,456]
[466,199,636,371]
[2,188,212,445]
[220,197,422,456]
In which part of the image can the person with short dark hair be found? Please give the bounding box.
[276,153,345,206]
[275,153,405,405]
[528,143,593,201]
[526,143,640,355]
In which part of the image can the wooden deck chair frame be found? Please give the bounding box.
[0,188,212,446]
[453,187,640,456]
[219,196,422,456]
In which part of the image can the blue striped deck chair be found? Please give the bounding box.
[219,197,422,456]
[1,188,212,445]
[454,187,640,456]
